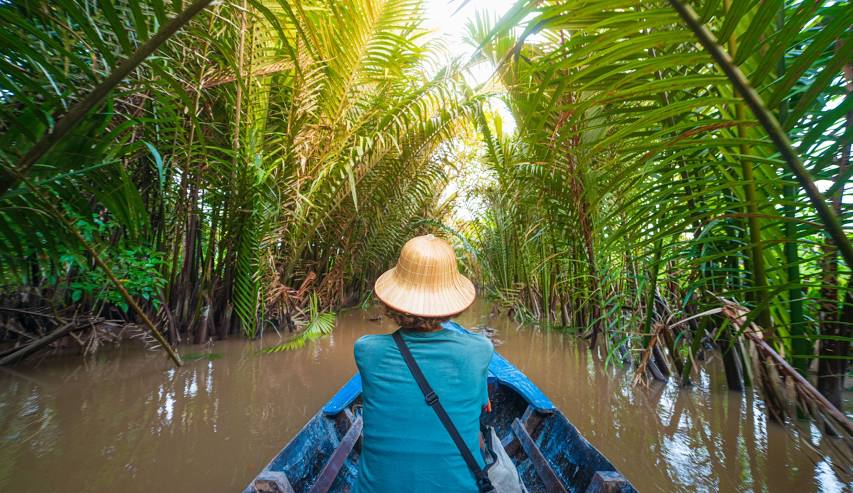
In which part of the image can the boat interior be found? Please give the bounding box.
[247,380,635,493]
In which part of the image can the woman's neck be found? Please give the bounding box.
[404,325,442,332]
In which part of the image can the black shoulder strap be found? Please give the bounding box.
[391,330,494,493]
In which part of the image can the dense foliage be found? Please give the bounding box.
[0,0,849,438]
[0,0,471,348]
[462,0,850,427]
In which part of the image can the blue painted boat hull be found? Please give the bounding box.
[244,322,636,493]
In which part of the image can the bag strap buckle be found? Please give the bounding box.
[424,391,439,406]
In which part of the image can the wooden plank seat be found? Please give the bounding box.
[506,410,630,493]
[511,417,569,493]
[502,405,545,456]
[252,471,295,493]
[585,471,630,493]
[307,415,363,493]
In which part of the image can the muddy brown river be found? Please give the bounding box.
[0,301,849,492]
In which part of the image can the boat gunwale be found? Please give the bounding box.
[244,322,636,493]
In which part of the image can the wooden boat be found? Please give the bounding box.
[244,322,637,493]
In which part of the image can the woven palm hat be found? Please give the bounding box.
[374,234,476,318]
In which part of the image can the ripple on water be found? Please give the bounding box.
[0,300,849,492]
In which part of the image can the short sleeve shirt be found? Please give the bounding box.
[353,328,494,493]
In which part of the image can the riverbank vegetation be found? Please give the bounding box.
[462,0,852,437]
[0,0,850,446]
[1,0,469,352]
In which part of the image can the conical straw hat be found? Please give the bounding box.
[374,234,475,317]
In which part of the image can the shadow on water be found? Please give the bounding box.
[0,300,849,492]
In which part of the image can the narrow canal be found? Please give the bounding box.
[0,301,848,492]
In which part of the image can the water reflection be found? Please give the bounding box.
[457,305,851,492]
[0,301,849,492]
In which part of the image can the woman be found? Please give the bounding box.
[354,234,494,492]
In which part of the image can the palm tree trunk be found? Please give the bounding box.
[817,49,851,410]
[776,8,808,376]
[722,0,770,331]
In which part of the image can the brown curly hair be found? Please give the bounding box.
[383,304,448,331]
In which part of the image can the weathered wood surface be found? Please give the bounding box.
[308,415,363,493]
[253,472,295,493]
[503,405,543,457]
[585,471,630,493]
[511,417,568,493]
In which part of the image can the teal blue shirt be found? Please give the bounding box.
[353,328,494,493]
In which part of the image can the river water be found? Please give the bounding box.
[0,301,849,492]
